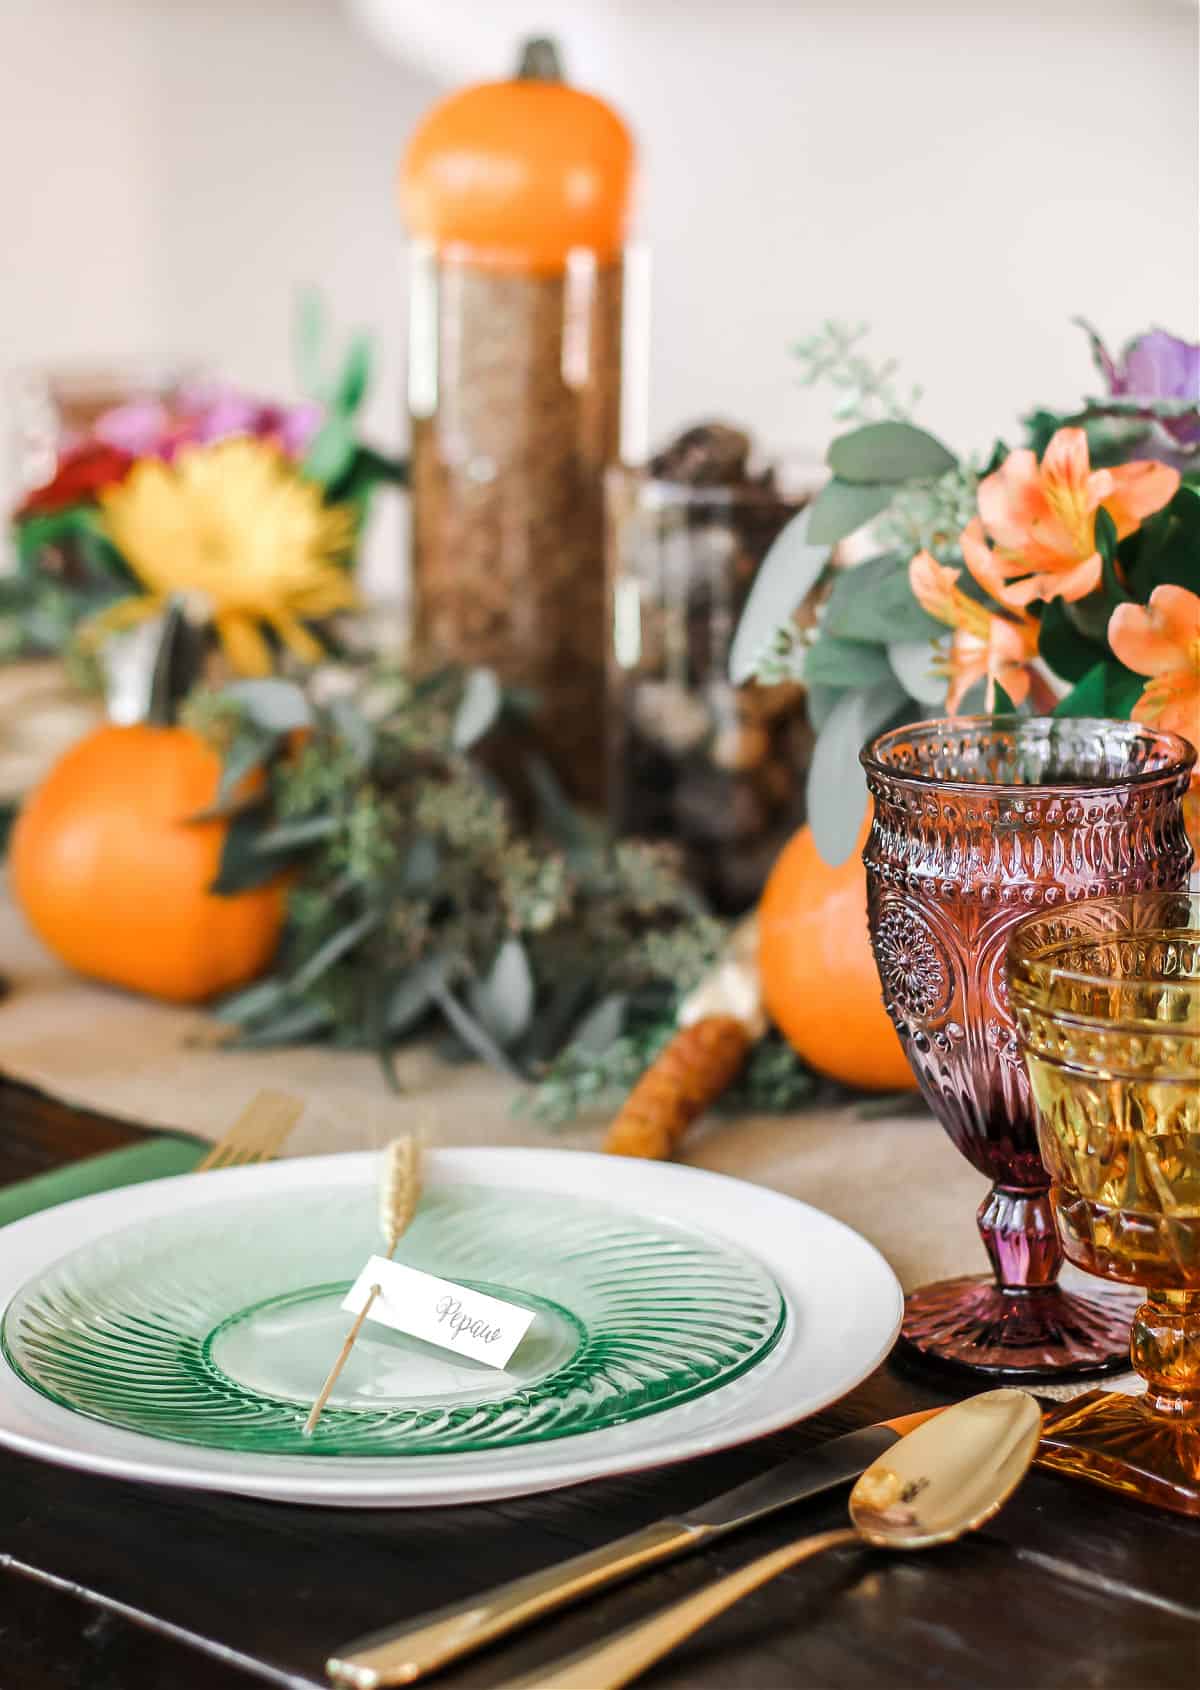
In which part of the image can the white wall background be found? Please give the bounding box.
[2,0,1197,591]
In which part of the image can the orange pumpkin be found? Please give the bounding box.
[10,723,286,1004]
[400,39,634,274]
[758,816,917,1093]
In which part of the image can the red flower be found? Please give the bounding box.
[15,443,134,519]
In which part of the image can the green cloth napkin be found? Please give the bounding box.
[0,1135,205,1229]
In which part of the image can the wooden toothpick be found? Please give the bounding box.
[303,1133,424,1438]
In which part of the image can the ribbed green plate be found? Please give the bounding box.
[3,1183,785,1457]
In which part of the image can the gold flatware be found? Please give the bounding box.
[326,1406,946,1688]
[498,1388,1041,1690]
[194,1090,304,1172]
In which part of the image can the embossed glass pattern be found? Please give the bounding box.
[1009,892,1200,1514]
[862,716,1194,1376]
[2,1184,785,1457]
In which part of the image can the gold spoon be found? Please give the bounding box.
[501,1388,1042,1690]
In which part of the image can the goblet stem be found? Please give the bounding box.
[976,1185,1061,1291]
[1133,1290,1200,1419]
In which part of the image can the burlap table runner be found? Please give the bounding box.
[0,886,1138,1400]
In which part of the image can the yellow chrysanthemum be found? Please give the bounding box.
[89,438,358,675]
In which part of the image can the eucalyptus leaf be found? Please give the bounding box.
[805,478,896,545]
[568,992,627,1055]
[822,553,943,645]
[452,668,502,750]
[386,956,448,1034]
[329,696,374,770]
[189,732,271,819]
[211,806,283,893]
[828,421,957,484]
[806,678,907,866]
[729,507,828,684]
[805,683,845,734]
[803,633,894,689]
[468,937,535,1047]
[290,908,381,992]
[214,977,293,1026]
[432,980,525,1078]
[887,637,945,704]
[401,835,440,893]
[223,678,312,733]
[227,1001,333,1048]
[254,814,338,853]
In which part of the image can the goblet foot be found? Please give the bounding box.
[899,1276,1138,1377]
[1039,1390,1200,1517]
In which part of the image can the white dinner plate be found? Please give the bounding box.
[0,1148,902,1507]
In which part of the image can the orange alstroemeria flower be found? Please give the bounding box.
[910,549,1052,714]
[1108,584,1200,745]
[974,427,1179,608]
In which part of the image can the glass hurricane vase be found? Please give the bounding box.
[1008,891,1200,1514]
[861,717,1195,1377]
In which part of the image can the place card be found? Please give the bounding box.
[342,1256,536,1369]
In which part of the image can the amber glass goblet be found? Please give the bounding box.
[861,716,1194,1376]
[1008,891,1200,1514]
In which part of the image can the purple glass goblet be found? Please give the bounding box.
[861,716,1195,1376]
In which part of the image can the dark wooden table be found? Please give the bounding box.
[1,1078,1196,1690]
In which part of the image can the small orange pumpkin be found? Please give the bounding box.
[10,723,285,1004]
[400,38,635,275]
[758,816,917,1093]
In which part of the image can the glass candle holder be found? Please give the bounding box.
[1008,891,1200,1514]
[861,716,1195,1376]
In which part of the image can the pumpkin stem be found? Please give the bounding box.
[515,36,564,82]
[147,597,205,727]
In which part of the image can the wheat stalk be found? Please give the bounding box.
[304,1133,424,1437]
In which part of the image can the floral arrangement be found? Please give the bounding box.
[734,321,1200,862]
[3,299,403,678]
[191,665,817,1120]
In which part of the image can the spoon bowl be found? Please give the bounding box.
[505,1388,1042,1690]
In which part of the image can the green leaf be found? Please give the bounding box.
[729,507,829,684]
[228,1001,332,1048]
[431,980,525,1078]
[212,977,292,1026]
[293,287,327,397]
[254,814,338,853]
[188,732,272,819]
[1053,658,1144,721]
[386,957,448,1034]
[1127,488,1200,594]
[400,835,440,893]
[567,993,627,1055]
[887,638,945,704]
[223,678,312,733]
[290,908,381,992]
[805,684,845,733]
[468,937,534,1047]
[302,412,357,487]
[803,633,894,689]
[1039,598,1103,683]
[822,553,944,645]
[827,421,957,484]
[1094,507,1130,609]
[328,696,374,770]
[210,807,283,893]
[806,678,907,866]
[333,332,372,416]
[452,668,502,749]
[805,478,896,544]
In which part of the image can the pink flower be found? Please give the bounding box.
[974,427,1178,607]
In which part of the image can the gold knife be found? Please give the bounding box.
[326,1407,942,1689]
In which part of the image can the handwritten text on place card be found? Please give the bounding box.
[342,1257,536,1369]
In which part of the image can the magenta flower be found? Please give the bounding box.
[94,384,323,461]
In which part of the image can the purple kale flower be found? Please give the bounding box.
[1078,320,1200,451]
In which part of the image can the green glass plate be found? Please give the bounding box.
[3,1183,785,1457]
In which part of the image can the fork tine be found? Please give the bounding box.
[194,1090,304,1173]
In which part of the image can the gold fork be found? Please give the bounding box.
[194,1090,304,1172]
